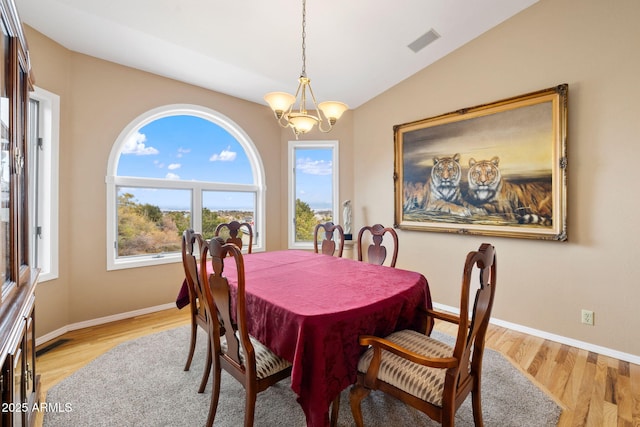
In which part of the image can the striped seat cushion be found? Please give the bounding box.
[221,335,291,379]
[357,329,453,407]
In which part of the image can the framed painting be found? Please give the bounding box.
[394,84,568,241]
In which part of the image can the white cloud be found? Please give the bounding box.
[296,157,332,175]
[121,131,159,155]
[165,172,180,180]
[176,147,191,158]
[168,163,181,170]
[209,146,237,162]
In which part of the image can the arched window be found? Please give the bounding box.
[106,104,265,270]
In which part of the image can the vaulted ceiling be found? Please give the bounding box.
[15,0,537,109]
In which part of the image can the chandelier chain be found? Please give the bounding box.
[301,0,306,77]
[263,0,347,138]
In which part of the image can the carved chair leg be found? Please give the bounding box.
[330,393,340,427]
[198,338,212,393]
[206,362,222,427]
[244,390,258,427]
[183,318,198,371]
[349,385,371,427]
[442,404,456,427]
[471,388,484,427]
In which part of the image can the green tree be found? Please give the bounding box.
[295,199,317,241]
[166,211,191,237]
[116,193,182,256]
[202,208,222,238]
[137,203,162,223]
[118,192,137,208]
[117,198,164,255]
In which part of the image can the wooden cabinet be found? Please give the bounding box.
[0,0,39,426]
[1,297,37,427]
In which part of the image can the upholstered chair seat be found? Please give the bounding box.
[357,329,453,406]
[221,334,292,380]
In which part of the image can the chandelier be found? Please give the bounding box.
[264,0,348,138]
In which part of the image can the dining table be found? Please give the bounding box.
[176,249,431,427]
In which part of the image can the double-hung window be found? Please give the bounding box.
[106,104,265,270]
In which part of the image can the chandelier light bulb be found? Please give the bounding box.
[289,113,318,134]
[264,92,296,119]
[318,101,348,125]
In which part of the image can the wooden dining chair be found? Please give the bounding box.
[200,237,292,427]
[181,229,213,394]
[356,224,399,267]
[349,243,497,427]
[314,221,345,257]
[215,220,254,253]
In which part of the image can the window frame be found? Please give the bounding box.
[28,86,60,282]
[287,140,340,250]
[106,104,265,270]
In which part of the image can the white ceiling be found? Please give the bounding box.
[15,0,538,109]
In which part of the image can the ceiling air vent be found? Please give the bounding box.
[408,28,441,53]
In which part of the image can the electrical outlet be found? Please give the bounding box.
[581,309,594,325]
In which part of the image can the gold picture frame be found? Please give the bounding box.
[394,84,568,241]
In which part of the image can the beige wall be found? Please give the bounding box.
[25,26,287,334]
[353,0,640,356]
[27,28,73,335]
[27,0,640,358]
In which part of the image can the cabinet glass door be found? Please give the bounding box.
[0,18,11,298]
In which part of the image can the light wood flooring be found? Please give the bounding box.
[34,308,640,427]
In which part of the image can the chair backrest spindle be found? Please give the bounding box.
[313,222,345,257]
[215,221,254,254]
[356,224,399,267]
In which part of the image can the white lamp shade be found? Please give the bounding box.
[264,92,296,113]
[288,113,318,134]
[318,101,348,121]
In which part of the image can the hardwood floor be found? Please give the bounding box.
[34,308,640,427]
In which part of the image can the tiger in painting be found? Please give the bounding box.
[419,153,476,217]
[465,156,553,225]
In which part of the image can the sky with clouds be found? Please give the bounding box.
[294,147,334,210]
[116,115,332,210]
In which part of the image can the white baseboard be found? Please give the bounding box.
[35,302,176,347]
[433,302,640,366]
[36,301,640,366]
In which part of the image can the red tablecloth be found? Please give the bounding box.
[178,250,430,427]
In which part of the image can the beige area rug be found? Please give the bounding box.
[43,326,561,426]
